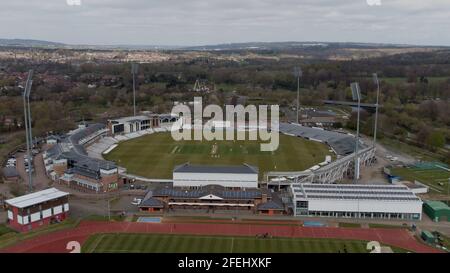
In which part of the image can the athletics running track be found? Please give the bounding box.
[0,221,442,253]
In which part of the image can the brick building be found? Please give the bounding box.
[5,188,69,232]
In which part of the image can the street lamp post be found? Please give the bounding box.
[372,73,381,149]
[131,63,139,117]
[350,82,362,182]
[293,67,302,124]
[22,70,34,192]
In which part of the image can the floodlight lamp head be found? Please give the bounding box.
[131,63,139,75]
[372,73,379,84]
[293,66,302,78]
[350,82,361,101]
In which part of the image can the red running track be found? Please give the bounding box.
[0,221,442,253]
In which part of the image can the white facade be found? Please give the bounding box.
[100,168,118,175]
[306,199,422,215]
[13,203,69,225]
[109,115,154,135]
[292,183,422,220]
[46,139,57,145]
[173,172,258,188]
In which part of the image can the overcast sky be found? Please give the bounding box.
[1,0,450,46]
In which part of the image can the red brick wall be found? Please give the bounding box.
[53,163,67,176]
[101,173,119,192]
[8,211,68,232]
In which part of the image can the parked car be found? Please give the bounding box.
[131,198,142,206]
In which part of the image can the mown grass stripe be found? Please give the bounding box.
[84,234,405,253]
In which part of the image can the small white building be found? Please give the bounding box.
[108,115,156,135]
[5,188,70,232]
[173,163,259,189]
[291,183,422,220]
[108,114,179,135]
[46,135,61,145]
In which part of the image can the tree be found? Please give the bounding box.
[426,131,445,150]
[445,151,450,166]
[416,125,431,146]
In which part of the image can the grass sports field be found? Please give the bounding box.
[391,166,450,195]
[82,233,399,253]
[104,132,332,179]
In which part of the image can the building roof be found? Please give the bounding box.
[300,117,337,124]
[173,163,258,174]
[66,166,100,180]
[424,201,450,211]
[69,123,106,147]
[139,197,164,208]
[5,188,69,209]
[257,200,285,211]
[45,122,117,173]
[46,135,62,142]
[422,230,435,238]
[153,185,262,200]
[110,115,150,124]
[2,167,20,178]
[159,114,177,118]
[303,110,336,118]
[292,183,421,202]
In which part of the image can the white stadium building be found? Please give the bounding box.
[173,163,259,189]
[291,183,422,220]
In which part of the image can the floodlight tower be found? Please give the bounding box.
[131,63,139,117]
[293,67,302,124]
[372,73,380,149]
[350,82,361,182]
[22,70,34,192]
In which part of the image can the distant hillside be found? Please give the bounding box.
[180,41,447,51]
[0,38,66,48]
[1,38,449,51]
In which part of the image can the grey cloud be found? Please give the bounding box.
[0,0,449,46]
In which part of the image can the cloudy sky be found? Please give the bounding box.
[1,0,450,46]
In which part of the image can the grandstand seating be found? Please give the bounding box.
[87,127,160,159]
[279,123,364,156]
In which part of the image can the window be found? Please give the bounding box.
[296,201,308,208]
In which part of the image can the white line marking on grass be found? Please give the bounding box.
[425,184,443,193]
[435,165,450,172]
[436,178,450,182]
[171,146,179,154]
[87,234,105,253]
